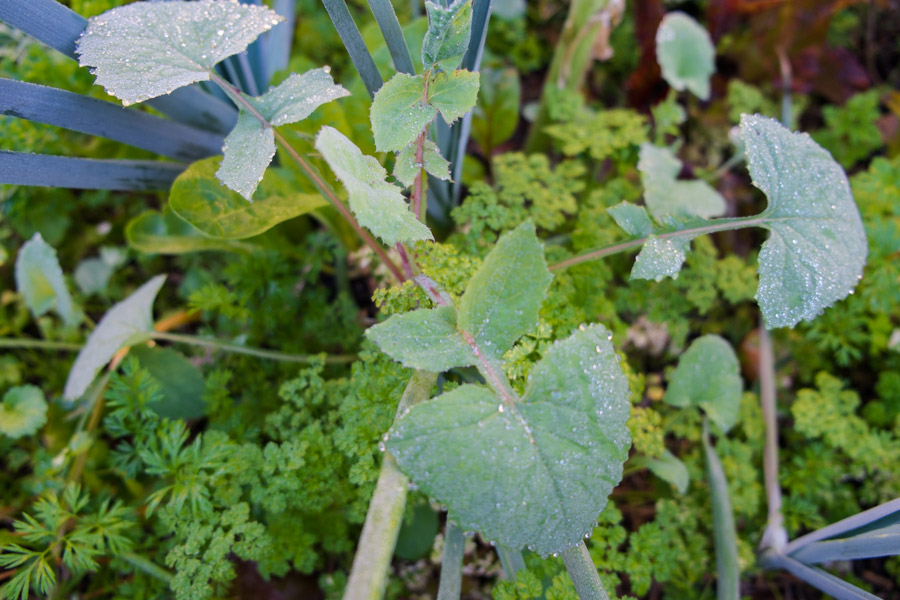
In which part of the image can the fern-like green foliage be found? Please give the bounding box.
[544,108,648,163]
[812,89,884,168]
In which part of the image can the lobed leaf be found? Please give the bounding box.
[655,12,715,101]
[76,0,281,105]
[639,144,725,222]
[0,386,48,439]
[741,114,868,329]
[15,233,80,328]
[457,221,552,360]
[393,139,451,187]
[386,324,631,556]
[64,275,166,401]
[607,202,653,238]
[370,73,436,152]
[422,0,473,72]
[366,306,475,372]
[427,70,480,124]
[315,126,433,245]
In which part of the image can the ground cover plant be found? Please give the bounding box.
[1,0,900,599]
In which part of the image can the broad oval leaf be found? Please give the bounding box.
[315,126,433,245]
[457,221,552,360]
[171,157,327,239]
[370,73,436,152]
[130,346,206,420]
[386,324,631,556]
[15,233,80,328]
[427,70,480,124]
[655,12,715,101]
[0,385,48,439]
[741,115,868,329]
[422,0,473,72]
[76,0,282,105]
[125,209,245,254]
[664,334,742,433]
[366,306,475,372]
[64,275,166,400]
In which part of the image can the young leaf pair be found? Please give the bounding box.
[367,222,632,557]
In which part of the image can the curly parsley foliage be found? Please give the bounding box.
[544,108,649,164]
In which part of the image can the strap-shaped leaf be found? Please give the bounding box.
[791,524,900,564]
[742,114,868,329]
[386,324,631,556]
[639,144,725,222]
[422,0,473,72]
[126,209,247,255]
[315,126,433,245]
[171,158,326,239]
[655,12,715,101]
[394,139,451,187]
[0,79,223,162]
[76,0,282,105]
[64,275,166,400]
[367,0,415,75]
[321,0,383,98]
[14,233,79,328]
[427,70,480,124]
[370,73,436,152]
[0,151,184,191]
[665,335,742,433]
[366,306,475,372]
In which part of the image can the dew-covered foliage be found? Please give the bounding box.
[1,1,899,599]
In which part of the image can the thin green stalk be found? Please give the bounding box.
[121,552,173,584]
[549,216,766,272]
[561,542,609,600]
[207,71,405,282]
[758,325,786,551]
[343,370,438,600]
[497,545,526,580]
[702,419,740,600]
[437,522,466,600]
[150,331,355,364]
[0,338,82,351]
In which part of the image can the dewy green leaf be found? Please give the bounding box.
[366,306,475,372]
[427,70,480,124]
[639,144,725,222]
[741,114,868,329]
[422,0,473,72]
[393,139,451,187]
[457,221,552,360]
[76,0,283,105]
[644,449,690,494]
[607,202,653,238]
[64,275,167,401]
[0,385,48,439]
[370,73,436,152]
[315,126,433,245]
[655,12,715,101]
[386,324,631,557]
[171,157,326,239]
[125,209,246,254]
[15,233,80,328]
[630,234,696,282]
[217,69,350,199]
[665,335,742,434]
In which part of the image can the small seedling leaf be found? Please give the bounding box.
[15,233,80,328]
[607,202,653,238]
[0,386,48,439]
[64,275,166,400]
[171,157,326,239]
[741,115,868,329]
[422,0,473,72]
[393,139,451,187]
[644,449,690,494]
[639,144,725,222]
[370,73,436,152]
[665,335,742,434]
[315,126,433,245]
[427,70,480,124]
[386,324,631,556]
[366,306,475,372]
[630,234,696,282]
[458,221,552,360]
[76,0,282,105]
[655,12,715,101]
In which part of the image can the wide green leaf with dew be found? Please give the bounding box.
[741,114,868,329]
[0,386,48,439]
[630,234,697,282]
[315,126,433,245]
[655,12,715,101]
[15,233,80,328]
[427,70,480,124]
[393,139,451,187]
[457,221,552,360]
[386,324,631,557]
[170,157,326,239]
[370,73,436,152]
[125,209,246,254]
[64,275,166,400]
[76,0,282,105]
[421,0,473,72]
[366,306,474,372]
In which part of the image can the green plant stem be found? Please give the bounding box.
[758,324,787,551]
[548,216,767,272]
[206,71,405,282]
[561,542,609,600]
[437,522,465,600]
[121,552,173,584]
[396,243,416,279]
[150,331,355,364]
[343,370,438,600]
[702,419,740,600]
[497,545,526,580]
[0,338,82,351]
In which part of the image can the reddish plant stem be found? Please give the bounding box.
[396,243,415,280]
[411,72,431,222]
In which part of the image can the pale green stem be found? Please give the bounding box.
[150,331,355,364]
[561,542,609,600]
[343,370,438,600]
[437,522,466,600]
[497,545,526,580]
[121,552,173,584]
[0,337,82,351]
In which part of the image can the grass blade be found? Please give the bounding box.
[762,552,882,600]
[436,522,465,600]
[367,0,415,75]
[322,0,383,98]
[785,497,900,554]
[0,79,224,161]
[791,524,900,564]
[461,0,491,72]
[703,421,740,600]
[0,151,183,190]
[265,0,296,83]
